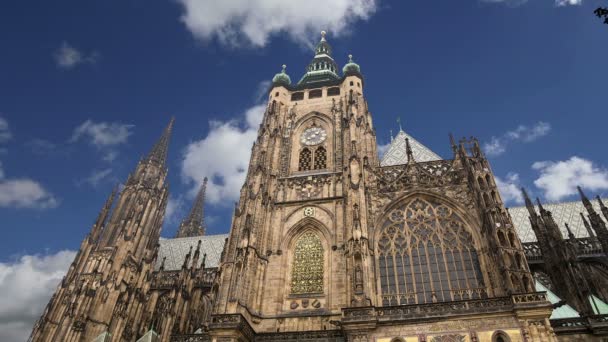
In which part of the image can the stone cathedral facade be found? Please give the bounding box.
[30,33,608,342]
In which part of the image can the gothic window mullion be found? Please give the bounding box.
[448,249,460,300]
[423,243,435,303]
[456,247,470,298]
[432,243,446,302]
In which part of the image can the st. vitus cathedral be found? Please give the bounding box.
[30,32,608,342]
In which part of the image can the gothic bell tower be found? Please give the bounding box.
[211,31,380,337]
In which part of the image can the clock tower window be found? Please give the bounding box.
[298,148,312,171]
[313,146,327,170]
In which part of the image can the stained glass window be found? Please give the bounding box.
[291,232,324,294]
[377,198,485,306]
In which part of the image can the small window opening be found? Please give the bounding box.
[309,89,322,99]
[327,87,340,96]
[291,92,304,101]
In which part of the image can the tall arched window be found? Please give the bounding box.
[314,146,327,170]
[291,232,324,295]
[299,148,312,171]
[377,198,485,306]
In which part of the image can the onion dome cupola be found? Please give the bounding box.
[342,54,362,77]
[272,64,291,87]
[297,31,341,87]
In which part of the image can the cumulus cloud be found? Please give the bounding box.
[532,156,608,201]
[53,42,99,69]
[483,121,551,157]
[181,104,265,205]
[0,250,76,342]
[176,0,378,48]
[495,173,524,205]
[0,179,59,209]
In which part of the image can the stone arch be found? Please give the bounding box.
[290,112,333,173]
[374,193,489,305]
[373,190,484,248]
[281,219,331,299]
[492,330,512,342]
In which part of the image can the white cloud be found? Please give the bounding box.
[0,116,11,143]
[176,0,378,48]
[70,119,134,166]
[0,250,75,342]
[495,173,524,205]
[181,104,265,205]
[481,0,581,6]
[555,0,582,5]
[533,156,608,201]
[53,42,99,69]
[165,196,186,227]
[0,179,59,209]
[70,119,134,147]
[77,168,113,188]
[0,117,58,209]
[483,121,551,156]
[377,142,390,158]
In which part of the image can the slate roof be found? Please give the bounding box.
[508,199,607,243]
[380,130,442,166]
[156,234,229,271]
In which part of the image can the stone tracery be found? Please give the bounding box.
[377,197,485,306]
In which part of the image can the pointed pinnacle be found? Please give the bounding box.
[405,137,414,163]
[147,117,175,166]
[580,212,595,237]
[521,188,534,210]
[187,178,207,228]
[449,133,457,153]
[536,197,545,212]
[564,222,576,240]
[577,186,590,203]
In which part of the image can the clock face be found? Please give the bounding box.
[300,127,327,146]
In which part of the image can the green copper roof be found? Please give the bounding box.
[298,31,340,86]
[535,280,580,319]
[272,64,291,87]
[342,54,361,75]
[590,295,608,315]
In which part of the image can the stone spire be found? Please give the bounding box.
[147,117,174,166]
[176,178,208,238]
[89,185,118,243]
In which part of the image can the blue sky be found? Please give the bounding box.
[0,0,608,339]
